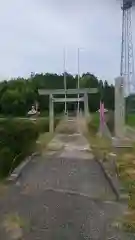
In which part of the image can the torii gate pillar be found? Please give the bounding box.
[84,93,89,120]
[115,76,125,138]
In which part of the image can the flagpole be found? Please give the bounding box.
[63,48,67,114]
[77,48,80,114]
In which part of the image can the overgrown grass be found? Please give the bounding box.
[88,112,99,133]
[88,113,135,233]
[87,113,112,159]
[116,148,135,233]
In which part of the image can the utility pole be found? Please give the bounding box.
[63,48,67,114]
[77,48,80,114]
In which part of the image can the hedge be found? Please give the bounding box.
[0,118,50,178]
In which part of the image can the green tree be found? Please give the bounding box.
[0,72,115,116]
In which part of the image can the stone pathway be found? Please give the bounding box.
[0,118,128,239]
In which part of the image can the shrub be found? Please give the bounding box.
[35,119,49,133]
[0,116,61,178]
[0,118,49,178]
[0,147,14,177]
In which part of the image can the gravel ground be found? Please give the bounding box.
[0,119,129,239]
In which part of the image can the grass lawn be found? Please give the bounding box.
[126,113,135,127]
[91,111,135,128]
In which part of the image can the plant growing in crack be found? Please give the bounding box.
[3,212,29,240]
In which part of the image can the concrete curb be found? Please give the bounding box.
[95,157,120,201]
[95,157,129,202]
[7,152,40,183]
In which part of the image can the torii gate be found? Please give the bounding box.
[38,88,98,133]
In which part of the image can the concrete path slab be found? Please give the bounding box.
[0,118,128,239]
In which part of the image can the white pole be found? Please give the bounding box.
[77,48,80,114]
[63,48,67,114]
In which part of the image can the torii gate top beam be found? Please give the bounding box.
[38,88,98,95]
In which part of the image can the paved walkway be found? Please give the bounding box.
[0,118,128,239]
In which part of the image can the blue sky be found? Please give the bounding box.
[0,0,135,83]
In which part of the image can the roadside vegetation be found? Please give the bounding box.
[88,112,135,234]
[116,147,135,233]
[0,117,59,179]
[87,112,112,159]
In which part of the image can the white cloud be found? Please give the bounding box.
[0,0,134,83]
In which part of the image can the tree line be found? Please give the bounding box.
[0,72,115,116]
